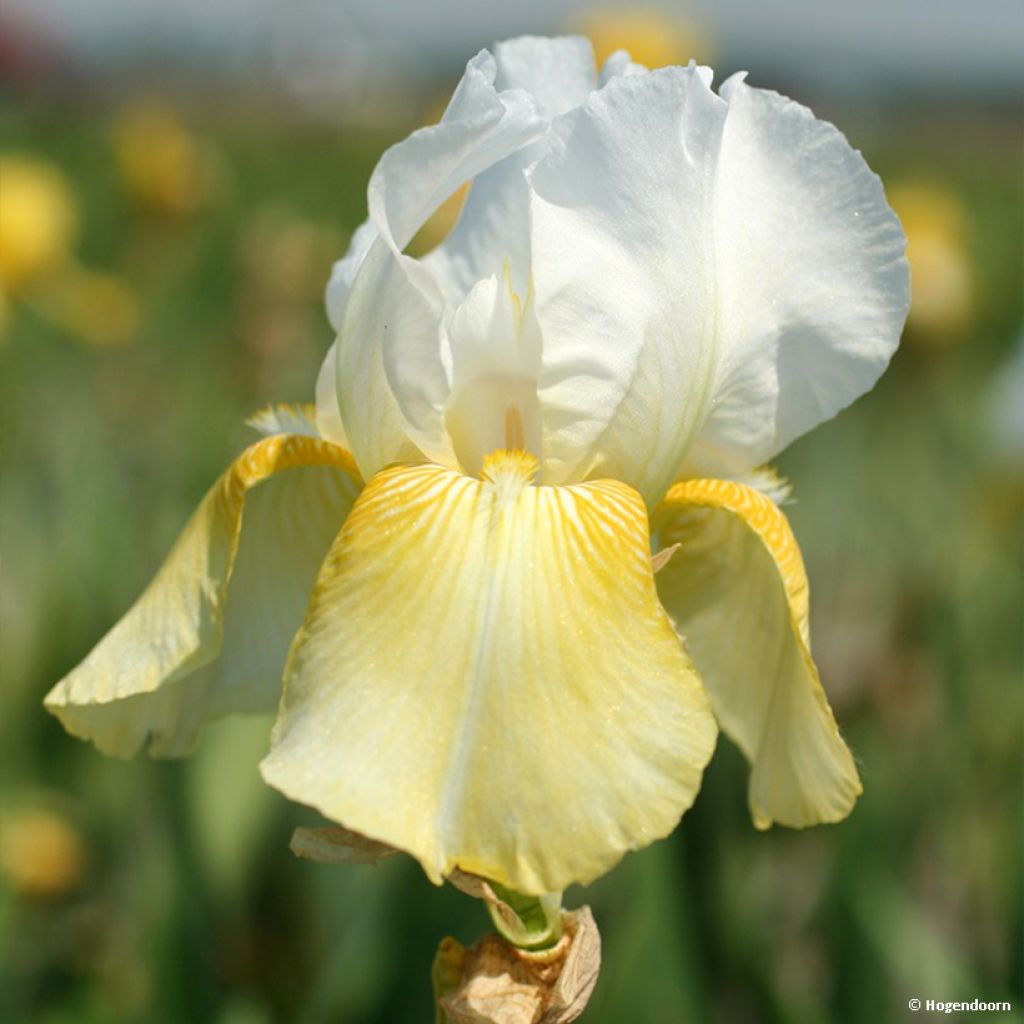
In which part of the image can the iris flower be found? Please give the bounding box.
[46,37,908,899]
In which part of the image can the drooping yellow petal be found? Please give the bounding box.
[45,427,362,758]
[652,478,861,829]
[261,452,716,895]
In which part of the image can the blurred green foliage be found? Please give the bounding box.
[1,90,1021,1024]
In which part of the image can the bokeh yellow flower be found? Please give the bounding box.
[888,180,973,345]
[0,152,139,346]
[115,100,219,216]
[575,7,712,68]
[46,267,141,348]
[0,805,86,900]
[0,154,76,293]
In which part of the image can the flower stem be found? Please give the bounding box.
[484,881,563,950]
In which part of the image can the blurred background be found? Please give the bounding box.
[1,1,1021,1021]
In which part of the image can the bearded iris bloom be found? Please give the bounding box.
[45,36,908,898]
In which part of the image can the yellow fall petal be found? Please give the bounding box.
[261,452,717,895]
[652,478,861,829]
[45,428,362,758]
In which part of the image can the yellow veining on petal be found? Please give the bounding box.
[262,461,717,894]
[45,434,362,758]
[652,479,860,830]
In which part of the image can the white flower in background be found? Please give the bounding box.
[46,36,909,898]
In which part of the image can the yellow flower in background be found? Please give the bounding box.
[115,100,218,216]
[0,152,139,346]
[0,155,76,296]
[45,37,909,899]
[577,6,712,68]
[0,805,85,900]
[0,155,66,336]
[888,180,973,345]
[46,267,140,348]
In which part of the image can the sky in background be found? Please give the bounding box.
[6,0,1024,105]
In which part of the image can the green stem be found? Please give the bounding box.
[485,882,563,950]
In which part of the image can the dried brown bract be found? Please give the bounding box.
[433,907,600,1024]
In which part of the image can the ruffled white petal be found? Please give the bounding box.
[369,50,542,256]
[343,241,450,469]
[424,36,597,304]
[45,433,362,757]
[598,50,649,84]
[687,76,909,476]
[492,35,596,119]
[321,221,374,450]
[313,341,348,447]
[342,37,606,474]
[331,40,907,503]
[325,220,377,333]
[529,66,727,504]
[528,65,907,504]
[337,48,547,478]
[262,453,716,894]
[372,38,602,467]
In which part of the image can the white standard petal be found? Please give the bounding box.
[336,47,547,479]
[598,50,649,84]
[325,220,377,333]
[313,341,347,447]
[529,66,728,505]
[686,75,909,476]
[424,36,598,303]
[342,241,452,470]
[493,35,596,119]
[368,48,543,255]
[528,66,908,502]
[321,221,375,452]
